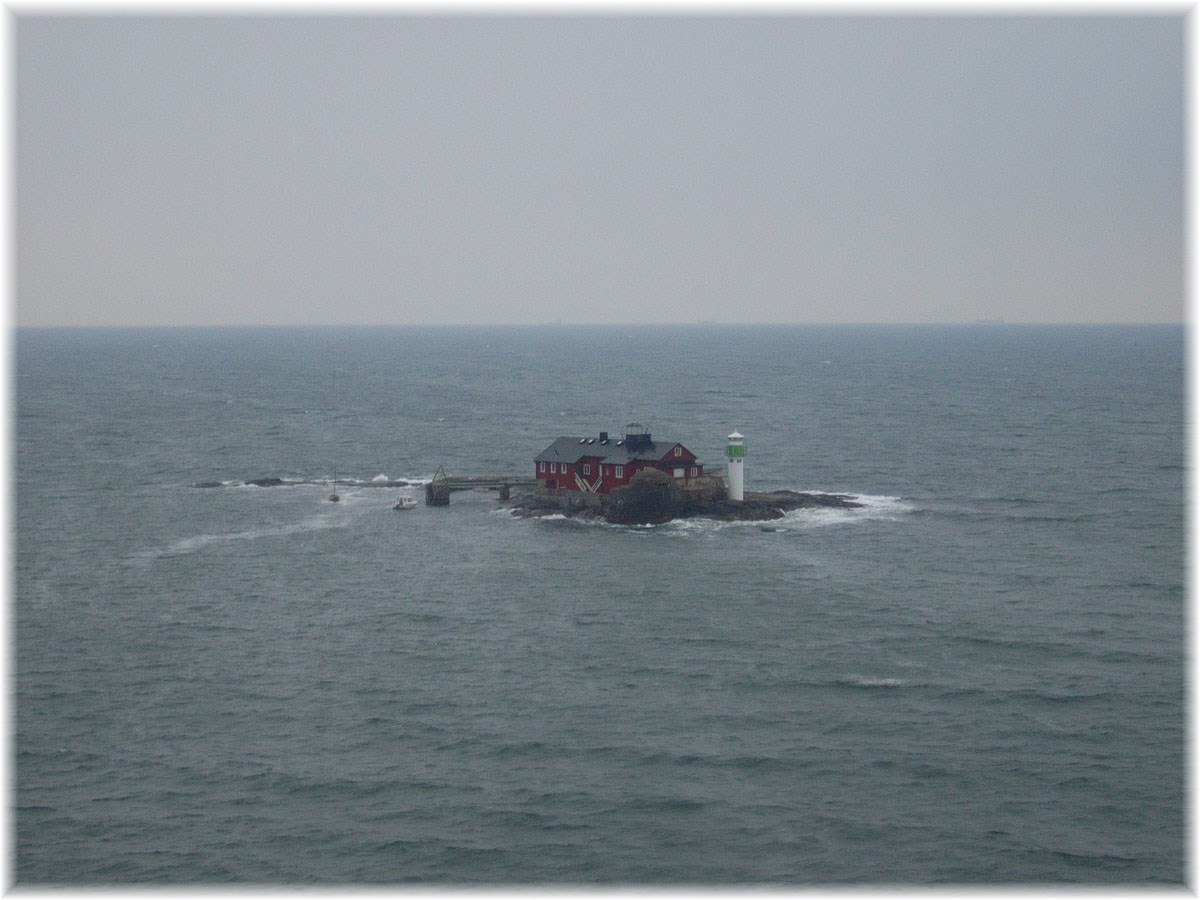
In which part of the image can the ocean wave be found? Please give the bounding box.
[635,752,808,773]
[725,672,913,693]
[221,474,432,489]
[834,675,907,689]
[695,492,915,531]
[771,493,913,530]
[617,796,710,814]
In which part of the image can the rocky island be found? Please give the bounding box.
[509,468,861,526]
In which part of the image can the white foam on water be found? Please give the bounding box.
[843,492,912,514]
[225,472,433,489]
[133,481,402,562]
[841,675,906,689]
[131,510,350,561]
[518,492,915,536]
[652,493,913,535]
[660,517,713,534]
[778,492,913,530]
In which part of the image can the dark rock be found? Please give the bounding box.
[245,477,285,487]
[193,481,224,489]
[604,484,862,524]
[506,476,863,525]
[603,469,680,525]
[510,493,574,518]
[676,490,862,521]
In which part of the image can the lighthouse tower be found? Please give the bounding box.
[726,431,745,501]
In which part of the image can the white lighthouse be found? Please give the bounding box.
[726,431,745,501]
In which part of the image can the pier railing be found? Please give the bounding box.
[425,466,536,505]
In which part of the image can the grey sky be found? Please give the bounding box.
[15,13,1184,327]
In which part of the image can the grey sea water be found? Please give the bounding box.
[15,324,1184,883]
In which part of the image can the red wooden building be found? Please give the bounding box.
[535,424,704,496]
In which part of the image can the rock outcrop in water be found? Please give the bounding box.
[245,476,286,487]
[194,477,420,489]
[510,468,861,525]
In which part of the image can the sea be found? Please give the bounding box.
[14,323,1186,884]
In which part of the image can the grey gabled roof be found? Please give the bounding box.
[535,436,696,467]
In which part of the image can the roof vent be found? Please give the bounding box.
[579,438,587,444]
[599,431,608,442]
[587,438,595,444]
[616,440,624,446]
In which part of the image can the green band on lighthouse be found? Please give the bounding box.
[727,444,745,458]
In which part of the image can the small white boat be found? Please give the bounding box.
[394,496,418,510]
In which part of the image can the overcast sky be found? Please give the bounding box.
[14,12,1184,327]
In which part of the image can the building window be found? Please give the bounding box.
[583,464,591,475]
[674,446,682,457]
[615,465,624,478]
[690,467,698,477]
[539,462,546,473]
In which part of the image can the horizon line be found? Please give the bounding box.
[10,320,1186,330]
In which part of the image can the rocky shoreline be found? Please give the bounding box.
[508,469,861,526]
[195,470,863,526]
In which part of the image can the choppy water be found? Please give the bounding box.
[15,324,1184,883]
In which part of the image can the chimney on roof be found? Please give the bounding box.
[599,431,608,442]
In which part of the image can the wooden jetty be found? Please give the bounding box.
[425,466,536,506]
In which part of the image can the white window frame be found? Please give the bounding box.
[674,446,683,457]
[539,462,546,473]
[583,464,591,475]
[690,467,698,477]
[615,465,624,478]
